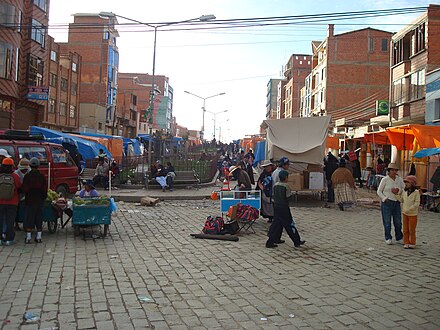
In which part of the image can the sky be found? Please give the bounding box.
[48,0,436,142]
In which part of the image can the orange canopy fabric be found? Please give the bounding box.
[363,131,390,145]
[326,135,339,149]
[386,124,440,150]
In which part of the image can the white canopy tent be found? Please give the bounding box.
[262,116,331,165]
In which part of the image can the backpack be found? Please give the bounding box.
[262,175,273,197]
[0,174,15,200]
[202,216,224,235]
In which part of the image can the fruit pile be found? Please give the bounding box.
[46,189,61,202]
[73,197,110,206]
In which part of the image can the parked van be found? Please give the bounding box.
[0,138,79,195]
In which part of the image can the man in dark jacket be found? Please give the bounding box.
[324,152,339,204]
[22,157,47,243]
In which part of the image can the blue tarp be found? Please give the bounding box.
[30,126,112,160]
[253,140,266,167]
[123,138,142,156]
[413,147,440,158]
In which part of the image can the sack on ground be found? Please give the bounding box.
[223,220,239,234]
[0,174,15,200]
[202,216,224,235]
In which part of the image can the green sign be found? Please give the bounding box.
[376,100,389,116]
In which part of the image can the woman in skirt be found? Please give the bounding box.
[331,158,357,211]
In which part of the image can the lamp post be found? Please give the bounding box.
[205,109,228,140]
[183,91,226,140]
[99,12,216,167]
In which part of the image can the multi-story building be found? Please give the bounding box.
[115,88,137,138]
[276,80,286,119]
[0,0,51,129]
[42,37,81,131]
[283,54,312,118]
[311,25,392,126]
[265,78,281,119]
[65,13,119,134]
[390,4,440,126]
[300,73,313,117]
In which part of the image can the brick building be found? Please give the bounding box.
[0,0,50,129]
[65,13,119,134]
[390,4,440,126]
[283,54,312,118]
[311,25,393,126]
[276,80,286,119]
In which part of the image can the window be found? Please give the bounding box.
[49,73,57,87]
[0,3,15,28]
[435,99,440,120]
[69,105,76,118]
[28,55,43,86]
[381,39,388,51]
[60,78,67,91]
[50,50,57,62]
[71,83,77,95]
[18,146,47,165]
[368,37,374,52]
[51,147,67,164]
[14,48,19,81]
[0,42,13,79]
[104,31,109,40]
[410,69,425,100]
[33,0,46,12]
[132,94,137,105]
[48,98,55,113]
[98,122,103,130]
[60,102,66,116]
[17,10,21,32]
[71,62,77,72]
[31,19,45,46]
[412,23,426,55]
[393,77,409,104]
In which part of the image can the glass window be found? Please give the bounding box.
[33,0,46,12]
[0,145,15,159]
[0,3,15,28]
[410,69,426,100]
[17,10,21,32]
[49,73,57,87]
[369,37,374,52]
[48,99,55,113]
[14,48,19,81]
[50,50,57,61]
[60,102,66,116]
[0,42,13,79]
[72,62,77,72]
[381,39,388,51]
[28,55,43,86]
[18,146,47,164]
[51,147,67,163]
[71,83,77,95]
[31,19,45,46]
[61,78,67,91]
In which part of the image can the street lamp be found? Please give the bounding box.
[205,109,228,140]
[99,12,216,167]
[184,91,226,140]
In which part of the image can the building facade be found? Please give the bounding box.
[0,0,51,129]
[66,13,119,134]
[283,54,312,118]
[311,25,392,126]
[265,78,281,119]
[390,4,440,126]
[276,79,286,119]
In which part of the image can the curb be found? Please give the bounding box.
[113,194,212,203]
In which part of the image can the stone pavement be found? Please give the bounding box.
[0,198,439,329]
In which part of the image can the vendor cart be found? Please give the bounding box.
[72,197,112,237]
[18,200,65,234]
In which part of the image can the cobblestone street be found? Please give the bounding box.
[0,200,439,329]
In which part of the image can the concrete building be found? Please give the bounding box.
[311,25,392,126]
[0,0,50,129]
[276,80,286,119]
[426,69,440,125]
[300,73,313,117]
[283,54,312,118]
[390,4,440,126]
[265,79,281,119]
[118,73,172,136]
[66,13,119,134]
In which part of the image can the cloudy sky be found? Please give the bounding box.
[48,0,434,141]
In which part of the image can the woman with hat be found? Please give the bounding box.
[257,160,274,222]
[331,158,357,211]
[13,158,30,231]
[229,165,251,191]
[394,175,420,249]
[78,180,100,198]
[377,163,405,245]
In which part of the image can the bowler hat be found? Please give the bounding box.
[387,163,399,170]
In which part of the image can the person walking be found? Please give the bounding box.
[331,158,357,211]
[377,163,405,245]
[256,160,274,222]
[324,152,339,205]
[266,170,305,248]
[14,158,30,231]
[272,157,290,186]
[394,175,420,249]
[0,158,21,246]
[22,158,47,244]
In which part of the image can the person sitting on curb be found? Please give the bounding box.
[266,170,305,249]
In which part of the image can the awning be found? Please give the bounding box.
[413,147,440,158]
[364,131,390,145]
[386,124,440,150]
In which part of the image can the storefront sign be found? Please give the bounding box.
[26,86,49,101]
